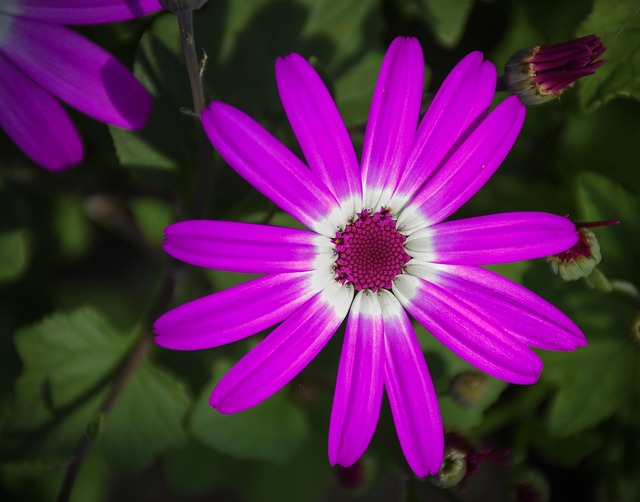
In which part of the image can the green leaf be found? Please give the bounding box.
[1,308,190,473]
[189,360,309,464]
[2,308,134,461]
[575,171,640,283]
[95,361,190,473]
[416,0,475,48]
[300,0,382,68]
[110,14,194,173]
[544,328,640,436]
[578,0,640,110]
[130,197,174,247]
[528,423,604,468]
[0,228,28,282]
[334,51,384,127]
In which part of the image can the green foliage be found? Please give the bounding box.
[0,229,28,283]
[579,0,640,110]
[414,0,475,48]
[2,308,190,474]
[188,360,309,465]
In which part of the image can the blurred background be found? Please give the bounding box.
[1,0,639,500]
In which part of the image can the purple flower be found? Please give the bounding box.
[154,37,586,476]
[0,0,162,170]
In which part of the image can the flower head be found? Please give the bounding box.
[0,0,162,170]
[504,34,606,105]
[154,37,586,476]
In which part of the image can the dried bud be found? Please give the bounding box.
[548,226,602,281]
[449,371,490,408]
[504,35,606,105]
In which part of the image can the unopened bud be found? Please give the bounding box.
[504,34,606,105]
[449,371,490,408]
[431,447,467,489]
[548,227,602,281]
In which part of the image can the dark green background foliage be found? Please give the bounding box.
[1,0,639,500]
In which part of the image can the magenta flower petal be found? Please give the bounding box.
[154,272,331,350]
[202,102,344,236]
[0,51,82,170]
[361,37,424,209]
[414,263,587,351]
[2,16,151,129]
[211,282,354,413]
[406,212,579,264]
[397,96,526,232]
[0,0,161,24]
[163,220,333,274]
[329,291,384,467]
[393,273,543,384]
[393,52,496,208]
[276,53,362,215]
[379,290,443,476]
[156,37,586,477]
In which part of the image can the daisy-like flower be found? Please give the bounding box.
[0,0,162,171]
[154,37,586,476]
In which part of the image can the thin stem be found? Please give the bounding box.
[176,9,212,219]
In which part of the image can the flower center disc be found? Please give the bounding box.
[333,208,410,291]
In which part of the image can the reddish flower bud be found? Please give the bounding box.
[504,35,606,105]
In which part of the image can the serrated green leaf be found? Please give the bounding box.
[1,308,190,473]
[416,0,475,48]
[544,332,640,436]
[95,361,190,474]
[0,228,28,282]
[578,0,640,110]
[1,308,133,461]
[189,360,309,465]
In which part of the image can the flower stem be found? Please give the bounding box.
[176,8,212,219]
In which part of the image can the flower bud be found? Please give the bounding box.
[548,226,602,281]
[431,447,467,489]
[449,371,490,408]
[504,35,606,105]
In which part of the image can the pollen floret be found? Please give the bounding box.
[332,208,410,291]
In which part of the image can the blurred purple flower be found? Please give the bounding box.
[155,37,586,476]
[0,0,162,170]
